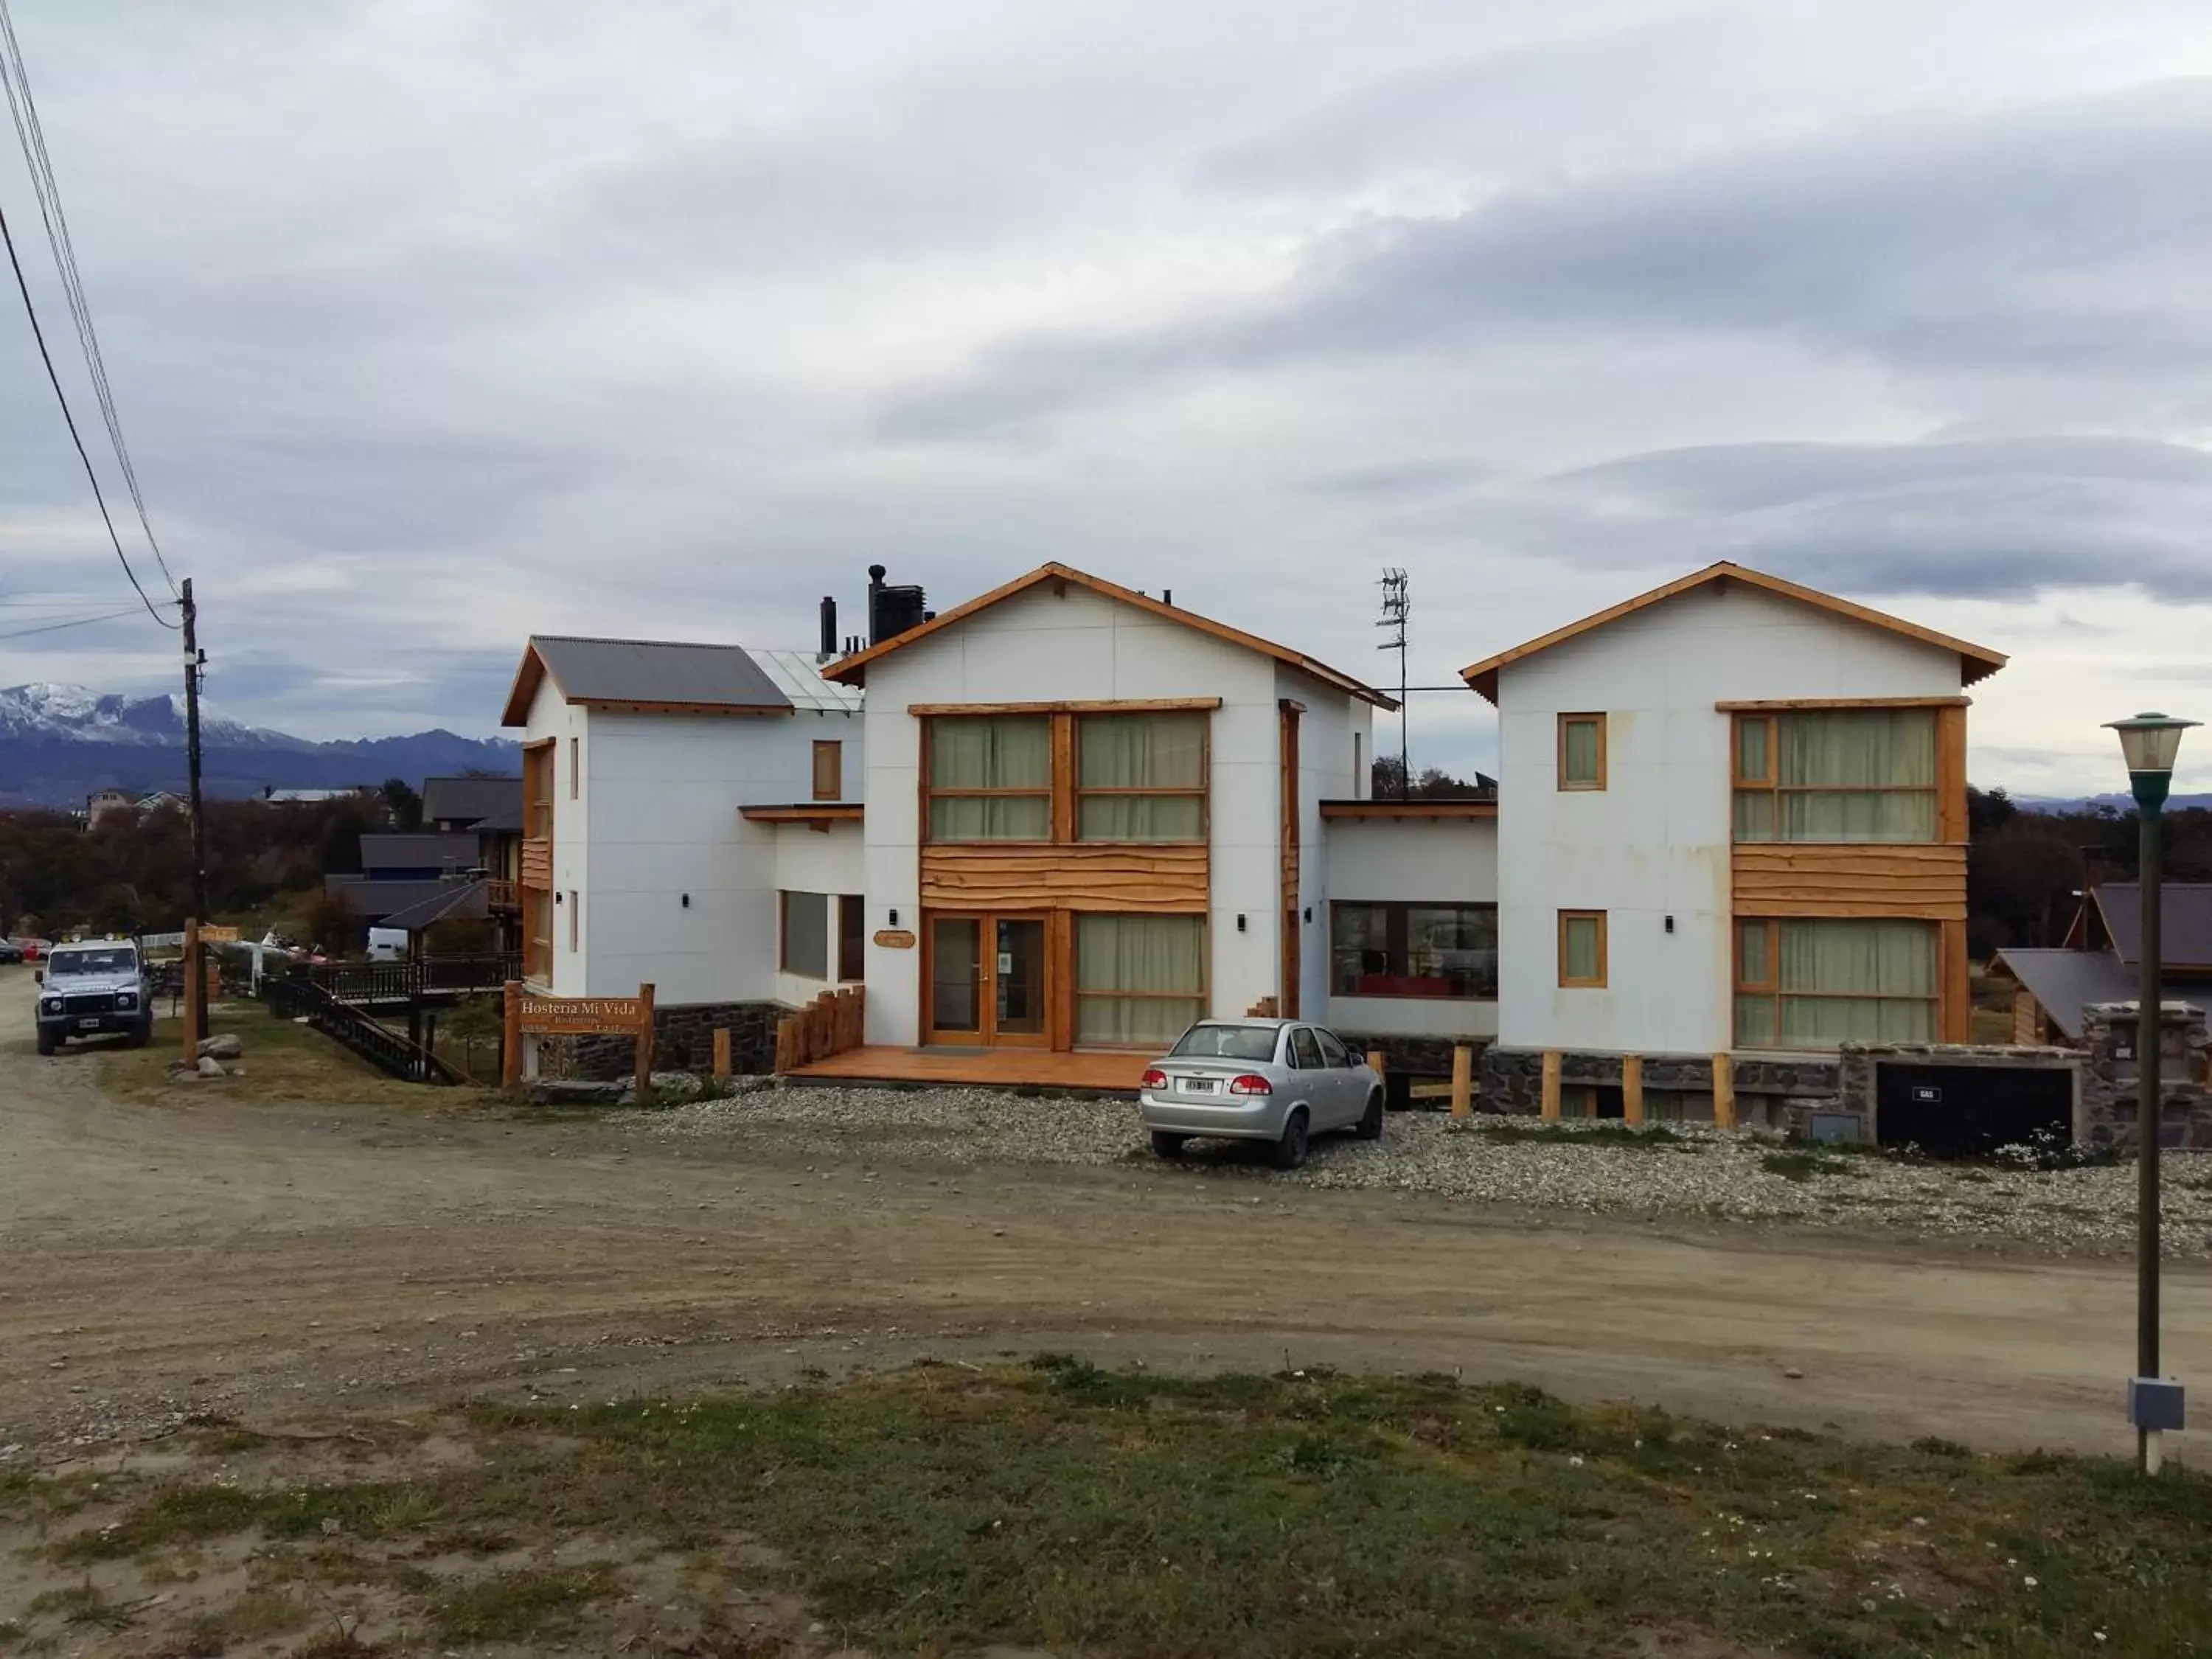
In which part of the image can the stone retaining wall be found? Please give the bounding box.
[2078,1001,2212,1150]
[1476,1046,1840,1126]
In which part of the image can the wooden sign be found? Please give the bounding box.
[873,928,916,949]
[198,925,242,944]
[504,981,657,1093]
[518,995,646,1036]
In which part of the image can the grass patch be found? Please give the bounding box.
[27,1582,134,1630]
[32,1363,2212,1655]
[1477,1119,1695,1150]
[429,1567,616,1644]
[91,1004,497,1110]
[179,1588,311,1651]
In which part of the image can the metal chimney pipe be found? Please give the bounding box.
[819,596,837,658]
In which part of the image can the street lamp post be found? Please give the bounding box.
[2106,712,2198,1475]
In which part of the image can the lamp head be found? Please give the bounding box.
[2106,712,2199,811]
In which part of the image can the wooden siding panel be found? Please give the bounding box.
[521,838,553,888]
[919,844,1208,912]
[1731,842,1967,920]
[1935,703,1967,844]
[1939,917,1970,1042]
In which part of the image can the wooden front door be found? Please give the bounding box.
[925,911,1051,1048]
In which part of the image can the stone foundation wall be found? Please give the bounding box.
[2078,1001,2212,1151]
[1475,1046,1840,1124]
[540,1000,784,1082]
[1335,1034,1478,1081]
[1829,1040,2081,1144]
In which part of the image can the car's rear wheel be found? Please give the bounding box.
[35,1029,57,1057]
[1356,1089,1383,1141]
[1270,1107,1310,1170]
[1150,1130,1187,1160]
[128,1020,151,1049]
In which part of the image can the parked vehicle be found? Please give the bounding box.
[366,928,409,963]
[8,936,52,961]
[1138,1018,1384,1169]
[34,939,154,1055]
[0,939,23,964]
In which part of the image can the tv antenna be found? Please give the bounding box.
[1377,568,1408,797]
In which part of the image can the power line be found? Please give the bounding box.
[0,191,178,629]
[0,0,177,597]
[0,603,148,641]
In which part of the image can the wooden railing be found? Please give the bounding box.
[774,985,865,1071]
[294,953,520,1005]
[482,878,518,909]
[265,975,472,1085]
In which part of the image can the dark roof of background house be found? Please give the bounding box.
[503,636,793,723]
[357,833,481,872]
[375,880,491,933]
[421,776,521,827]
[2090,883,2212,970]
[468,804,527,833]
[1991,947,2210,1040]
[323,874,472,920]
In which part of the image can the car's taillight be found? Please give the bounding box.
[1228,1074,1273,1096]
[1141,1067,1167,1090]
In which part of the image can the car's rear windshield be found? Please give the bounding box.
[1169,1023,1279,1061]
[48,947,134,976]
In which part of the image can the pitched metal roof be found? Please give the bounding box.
[421,776,522,827]
[745,648,865,714]
[1990,947,2208,1041]
[501,635,793,725]
[374,880,492,933]
[1457,561,2008,704]
[2089,883,2212,971]
[820,563,1399,709]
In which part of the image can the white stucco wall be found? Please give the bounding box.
[1320,816,1499,1041]
[1494,581,1965,1056]
[579,708,850,1006]
[771,820,866,1007]
[856,582,1325,1046]
[1277,664,1377,1020]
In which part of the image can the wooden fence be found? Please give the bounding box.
[774,985,864,1071]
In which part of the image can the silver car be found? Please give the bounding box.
[1139,1018,1384,1169]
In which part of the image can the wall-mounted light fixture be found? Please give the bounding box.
[681,893,691,909]
[1236,914,1247,933]
[888,907,900,928]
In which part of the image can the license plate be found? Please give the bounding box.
[1183,1077,1217,1094]
[78,1017,102,1029]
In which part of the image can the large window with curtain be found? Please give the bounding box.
[926,716,1051,841]
[1074,914,1206,1047]
[1331,902,1498,998]
[1076,713,1207,841]
[1733,709,1937,842]
[1733,917,1937,1047]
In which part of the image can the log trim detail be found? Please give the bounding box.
[1731,843,1969,920]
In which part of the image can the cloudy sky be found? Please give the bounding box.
[4,0,2211,794]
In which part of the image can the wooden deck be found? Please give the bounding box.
[783,1045,1149,1092]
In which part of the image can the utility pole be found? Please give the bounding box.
[1377,569,1409,797]
[181,577,209,1042]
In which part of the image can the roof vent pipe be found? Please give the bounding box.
[818,596,838,659]
[1163,588,1172,606]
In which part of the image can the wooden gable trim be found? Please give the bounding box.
[823,562,1398,709]
[1318,798,1496,820]
[1458,562,2008,704]
[500,642,557,728]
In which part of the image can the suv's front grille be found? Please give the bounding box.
[63,992,118,1016]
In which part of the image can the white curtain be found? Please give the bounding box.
[1077,714,1205,842]
[1075,914,1205,1046]
[1562,915,1601,982]
[1562,719,1599,783]
[1775,709,1936,841]
[930,717,1050,841]
[1773,919,1936,1046]
[930,796,1051,840]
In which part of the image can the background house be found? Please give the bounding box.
[1994,881,2212,1044]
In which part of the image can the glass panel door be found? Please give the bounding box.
[993,917,1048,1046]
[928,916,983,1043]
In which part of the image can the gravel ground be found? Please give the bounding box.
[622,1083,2212,1258]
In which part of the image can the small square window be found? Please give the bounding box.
[1559,910,1607,987]
[1558,714,1605,790]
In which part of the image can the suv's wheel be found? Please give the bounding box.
[35,1028,57,1057]
[1270,1107,1310,1170]
[1356,1089,1384,1141]
[1150,1130,1187,1160]
[128,1019,151,1049]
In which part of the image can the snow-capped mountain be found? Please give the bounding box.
[0,683,518,809]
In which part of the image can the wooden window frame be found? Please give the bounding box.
[522,739,555,842]
[1071,911,1210,1049]
[1557,909,1607,989]
[837,893,866,982]
[813,740,843,803]
[1073,710,1211,846]
[921,714,1054,845]
[1557,713,1607,791]
[1731,710,1939,844]
[1732,916,1941,1050]
[568,736,580,801]
[566,888,579,953]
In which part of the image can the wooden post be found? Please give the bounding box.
[501,980,522,1088]
[635,981,656,1095]
[1540,1049,1562,1120]
[1712,1052,1737,1130]
[1366,1049,1386,1076]
[712,1027,732,1079]
[1622,1054,1645,1126]
[1450,1043,1472,1119]
[181,917,201,1059]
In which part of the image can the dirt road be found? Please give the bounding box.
[2,965,2205,1460]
